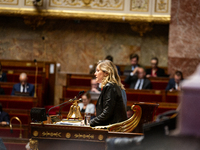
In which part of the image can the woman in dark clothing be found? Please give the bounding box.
[146,57,166,77]
[90,60,127,127]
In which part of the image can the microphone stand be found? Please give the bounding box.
[34,59,38,98]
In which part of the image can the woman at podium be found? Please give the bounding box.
[90,60,127,127]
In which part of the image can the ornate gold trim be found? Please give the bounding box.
[74,133,94,139]
[92,105,142,133]
[98,134,104,141]
[155,0,169,13]
[0,7,170,24]
[130,0,149,12]
[29,139,39,150]
[33,130,39,137]
[66,132,71,139]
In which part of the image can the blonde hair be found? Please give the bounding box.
[97,60,125,90]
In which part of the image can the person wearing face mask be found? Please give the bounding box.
[11,73,35,96]
[166,71,183,91]
[78,92,95,114]
[90,60,127,127]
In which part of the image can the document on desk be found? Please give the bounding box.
[56,120,82,126]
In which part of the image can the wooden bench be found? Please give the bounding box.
[2,137,29,150]
[1,59,56,106]
[0,82,43,107]
[66,74,169,90]
[0,95,37,109]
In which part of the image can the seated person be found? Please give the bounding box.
[146,57,166,77]
[125,67,152,89]
[0,62,7,82]
[0,103,9,125]
[105,55,121,76]
[11,73,35,96]
[127,106,134,119]
[0,86,5,95]
[166,71,183,91]
[78,92,95,114]
[89,78,101,94]
[124,53,141,76]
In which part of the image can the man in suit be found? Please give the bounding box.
[11,73,35,96]
[124,53,141,76]
[146,57,166,77]
[166,71,183,91]
[125,67,152,89]
[0,103,9,125]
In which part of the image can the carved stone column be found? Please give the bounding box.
[130,22,153,36]
[24,16,45,30]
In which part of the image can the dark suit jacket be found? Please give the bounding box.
[0,72,7,82]
[0,88,5,95]
[165,78,183,91]
[125,75,152,89]
[11,83,35,96]
[0,111,10,123]
[146,67,166,77]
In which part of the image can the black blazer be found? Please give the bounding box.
[90,83,127,127]
[0,111,10,123]
[146,67,166,77]
[165,78,182,91]
[11,83,35,96]
[125,75,152,89]
[0,72,7,82]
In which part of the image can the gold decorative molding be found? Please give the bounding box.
[130,0,149,12]
[98,134,104,141]
[155,0,169,13]
[42,131,62,137]
[66,132,71,139]
[29,139,39,150]
[49,0,124,10]
[130,22,153,36]
[33,130,39,137]
[24,16,45,30]
[0,7,170,24]
[74,133,94,139]
[0,0,18,5]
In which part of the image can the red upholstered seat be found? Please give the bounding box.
[4,143,27,150]
[0,128,26,138]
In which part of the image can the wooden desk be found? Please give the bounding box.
[31,123,143,150]
[0,95,38,109]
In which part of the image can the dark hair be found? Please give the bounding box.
[151,57,159,64]
[175,71,183,80]
[83,92,91,100]
[130,54,139,61]
[0,103,2,112]
[105,55,113,62]
[127,106,132,112]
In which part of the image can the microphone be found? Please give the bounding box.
[47,91,84,116]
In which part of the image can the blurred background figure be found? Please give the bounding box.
[78,92,95,114]
[0,103,9,125]
[90,78,101,94]
[124,54,141,76]
[127,106,134,119]
[166,71,183,91]
[0,85,5,95]
[105,55,121,76]
[0,62,7,82]
[125,67,152,90]
[146,57,166,78]
[11,72,35,96]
